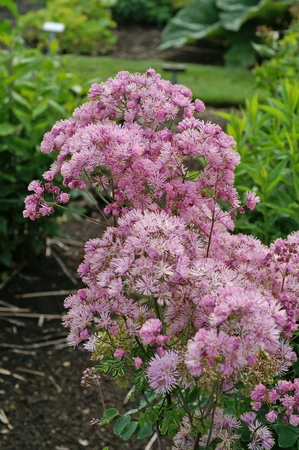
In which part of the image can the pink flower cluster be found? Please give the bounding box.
[23,69,242,238]
[23,180,69,220]
[251,379,299,427]
[63,207,296,398]
[24,70,299,450]
[241,412,275,450]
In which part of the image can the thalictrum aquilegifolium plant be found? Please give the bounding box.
[24,70,299,450]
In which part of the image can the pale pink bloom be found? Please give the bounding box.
[139,319,163,345]
[245,191,260,210]
[265,411,278,423]
[114,348,129,359]
[146,350,181,394]
[134,357,143,369]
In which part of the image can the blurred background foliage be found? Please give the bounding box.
[20,0,117,55]
[160,0,294,67]
[0,0,89,276]
[218,4,299,243]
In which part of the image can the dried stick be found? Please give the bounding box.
[16,368,46,377]
[16,290,77,298]
[144,433,157,450]
[0,338,66,349]
[51,249,78,285]
[0,312,61,319]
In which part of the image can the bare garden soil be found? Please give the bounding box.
[1,3,227,447]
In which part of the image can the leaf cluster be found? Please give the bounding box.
[112,0,177,28]
[160,0,293,67]
[0,26,85,272]
[219,79,299,244]
[20,0,117,56]
[253,9,299,95]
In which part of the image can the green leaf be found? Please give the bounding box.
[125,409,139,415]
[119,421,138,440]
[219,0,292,32]
[275,424,299,448]
[47,99,68,118]
[99,408,119,426]
[135,422,152,440]
[0,123,18,136]
[224,39,256,68]
[259,104,289,124]
[32,101,50,120]
[11,91,31,110]
[159,0,221,51]
[113,415,131,436]
[0,0,19,17]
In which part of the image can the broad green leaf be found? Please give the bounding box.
[113,415,131,436]
[275,424,299,448]
[0,0,19,17]
[159,0,221,50]
[220,0,292,32]
[99,408,119,426]
[135,422,152,440]
[0,123,18,136]
[224,39,256,68]
[119,421,138,440]
[160,417,169,435]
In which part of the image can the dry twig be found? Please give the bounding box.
[51,249,78,285]
[0,338,66,349]
[16,290,77,298]
[48,375,62,393]
[0,409,13,430]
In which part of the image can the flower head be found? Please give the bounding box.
[146,350,181,394]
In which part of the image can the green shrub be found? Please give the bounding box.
[218,79,299,244]
[20,0,117,55]
[112,0,176,27]
[253,6,299,94]
[0,29,86,271]
[159,0,293,67]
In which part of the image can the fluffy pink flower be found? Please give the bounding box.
[134,357,143,369]
[146,350,181,394]
[139,319,163,345]
[245,191,260,210]
[114,349,129,359]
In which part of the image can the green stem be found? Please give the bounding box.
[51,202,109,227]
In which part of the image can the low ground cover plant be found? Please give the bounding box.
[20,0,116,55]
[0,7,86,272]
[24,69,299,449]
